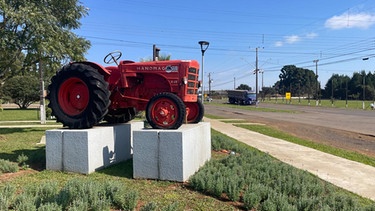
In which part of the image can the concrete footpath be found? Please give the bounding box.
[205,117,375,201]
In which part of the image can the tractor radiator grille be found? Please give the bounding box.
[187,67,199,94]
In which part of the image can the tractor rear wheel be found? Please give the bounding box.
[185,100,204,123]
[48,63,110,129]
[146,92,186,129]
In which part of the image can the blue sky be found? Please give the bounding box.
[76,0,375,91]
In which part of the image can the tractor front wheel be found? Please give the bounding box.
[48,63,110,129]
[146,93,186,129]
[185,100,204,123]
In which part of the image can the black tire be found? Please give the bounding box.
[47,63,110,129]
[104,107,137,124]
[229,98,235,104]
[146,92,186,129]
[186,100,204,123]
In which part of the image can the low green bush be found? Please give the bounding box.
[0,178,140,210]
[190,130,375,210]
[37,202,62,211]
[139,201,179,211]
[0,159,19,173]
[0,172,184,210]
[141,202,158,211]
[17,153,29,169]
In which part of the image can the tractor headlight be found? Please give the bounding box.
[183,77,188,85]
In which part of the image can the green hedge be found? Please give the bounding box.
[0,159,18,174]
[190,130,375,210]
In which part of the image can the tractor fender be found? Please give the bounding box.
[71,61,111,80]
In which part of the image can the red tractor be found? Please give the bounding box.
[47,51,204,129]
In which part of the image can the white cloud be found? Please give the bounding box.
[274,41,283,47]
[285,35,300,44]
[325,12,375,30]
[275,33,318,47]
[305,32,318,39]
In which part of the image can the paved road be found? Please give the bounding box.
[205,102,375,136]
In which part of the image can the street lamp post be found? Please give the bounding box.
[198,41,209,102]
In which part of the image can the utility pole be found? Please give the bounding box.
[153,44,160,61]
[363,75,366,109]
[313,59,319,106]
[208,72,212,101]
[255,47,259,102]
[346,80,348,108]
[260,70,264,91]
[331,79,334,107]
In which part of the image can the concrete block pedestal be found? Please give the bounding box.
[45,121,211,181]
[133,122,211,182]
[45,122,144,174]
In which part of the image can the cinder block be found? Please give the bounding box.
[133,122,211,182]
[46,122,144,174]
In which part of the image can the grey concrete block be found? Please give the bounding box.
[45,122,143,174]
[133,130,160,179]
[45,130,63,171]
[133,122,211,182]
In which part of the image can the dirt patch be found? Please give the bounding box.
[0,169,37,182]
[253,117,375,158]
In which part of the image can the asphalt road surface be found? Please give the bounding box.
[204,102,375,158]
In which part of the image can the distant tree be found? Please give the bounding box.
[323,74,350,100]
[140,53,171,62]
[158,54,171,61]
[236,84,251,91]
[277,65,316,98]
[2,76,40,109]
[260,87,276,100]
[349,71,366,100]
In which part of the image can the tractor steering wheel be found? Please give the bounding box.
[104,50,122,65]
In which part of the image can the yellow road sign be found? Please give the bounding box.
[285,92,291,100]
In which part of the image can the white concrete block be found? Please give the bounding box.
[132,131,160,179]
[133,122,211,182]
[45,130,63,171]
[46,121,144,174]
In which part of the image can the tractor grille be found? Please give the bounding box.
[188,68,197,73]
[187,67,199,94]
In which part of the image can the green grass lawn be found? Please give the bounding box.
[0,127,374,210]
[0,107,375,209]
[0,108,40,121]
[262,98,374,109]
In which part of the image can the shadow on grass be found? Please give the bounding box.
[2,108,39,110]
[0,127,48,135]
[96,159,133,179]
[0,147,46,171]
